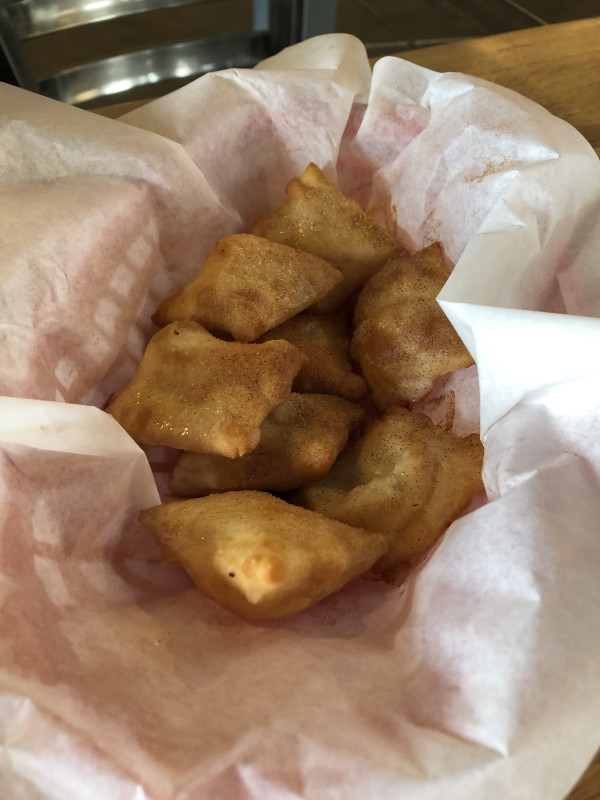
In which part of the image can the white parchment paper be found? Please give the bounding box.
[1,33,599,800]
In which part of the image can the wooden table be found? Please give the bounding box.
[95,17,600,800]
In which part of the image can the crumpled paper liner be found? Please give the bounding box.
[1,33,599,800]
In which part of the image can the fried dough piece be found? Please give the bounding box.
[351,243,474,411]
[152,233,342,341]
[139,491,388,620]
[106,321,304,458]
[169,393,365,496]
[257,313,367,401]
[251,163,399,312]
[292,407,484,577]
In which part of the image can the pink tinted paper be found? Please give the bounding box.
[1,33,600,800]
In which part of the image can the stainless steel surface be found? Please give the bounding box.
[0,0,337,105]
[6,0,213,39]
[40,30,268,104]
[0,2,36,87]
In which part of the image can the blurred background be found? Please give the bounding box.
[1,0,599,108]
[342,0,599,56]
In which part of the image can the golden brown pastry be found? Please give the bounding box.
[351,243,474,410]
[139,491,388,620]
[106,321,304,457]
[251,163,399,312]
[257,312,367,401]
[152,233,342,341]
[292,407,484,577]
[169,393,365,495]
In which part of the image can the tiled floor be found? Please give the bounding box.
[4,0,600,104]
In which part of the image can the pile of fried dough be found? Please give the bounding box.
[106,163,484,621]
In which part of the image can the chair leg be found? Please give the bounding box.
[253,0,337,55]
[254,0,302,54]
[301,0,337,39]
[253,0,269,32]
